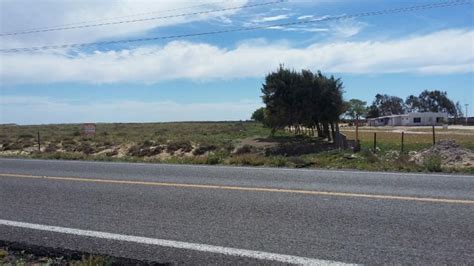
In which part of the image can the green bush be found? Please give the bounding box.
[423,155,442,172]
[206,153,223,165]
[360,148,379,163]
[229,154,266,166]
[267,156,288,167]
[18,134,34,139]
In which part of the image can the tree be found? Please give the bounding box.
[405,90,457,117]
[455,101,464,118]
[260,65,345,139]
[251,107,266,123]
[345,99,367,120]
[405,95,420,113]
[261,65,301,132]
[455,101,464,124]
[367,94,405,118]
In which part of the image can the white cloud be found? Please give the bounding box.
[297,15,314,20]
[0,0,248,49]
[1,29,473,84]
[0,96,261,124]
[328,18,367,38]
[252,14,289,23]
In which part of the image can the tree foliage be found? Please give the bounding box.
[367,94,405,118]
[345,99,367,120]
[366,90,460,119]
[405,90,458,117]
[251,107,266,123]
[260,65,345,140]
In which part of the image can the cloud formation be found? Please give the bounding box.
[1,29,472,85]
[0,0,248,49]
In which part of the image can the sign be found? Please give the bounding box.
[83,123,96,136]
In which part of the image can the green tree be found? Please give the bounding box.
[345,99,367,120]
[367,94,405,117]
[406,90,457,117]
[251,107,266,123]
[260,65,345,140]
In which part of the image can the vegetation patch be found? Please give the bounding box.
[0,122,472,173]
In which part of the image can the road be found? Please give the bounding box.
[0,158,473,264]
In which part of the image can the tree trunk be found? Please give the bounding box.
[330,123,336,143]
[323,123,330,141]
[316,123,322,138]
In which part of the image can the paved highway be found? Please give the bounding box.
[0,158,473,264]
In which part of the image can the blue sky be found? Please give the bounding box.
[0,0,473,124]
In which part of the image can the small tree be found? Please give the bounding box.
[345,99,367,121]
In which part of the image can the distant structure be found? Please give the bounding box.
[367,112,448,126]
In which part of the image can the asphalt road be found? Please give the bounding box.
[0,158,473,264]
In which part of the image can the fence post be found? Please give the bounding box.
[373,132,377,153]
[401,131,404,153]
[432,125,436,145]
[37,131,41,152]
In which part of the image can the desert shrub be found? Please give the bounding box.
[72,131,81,136]
[62,139,76,145]
[287,156,312,168]
[265,143,323,156]
[101,140,113,147]
[105,150,119,156]
[206,153,223,165]
[75,143,95,155]
[20,139,34,148]
[423,155,442,172]
[166,141,193,153]
[128,145,163,157]
[234,144,255,155]
[44,143,59,152]
[1,142,22,151]
[19,134,34,139]
[229,154,266,166]
[192,144,217,155]
[267,156,288,167]
[61,140,77,152]
[142,140,154,146]
[222,142,235,153]
[0,143,10,151]
[360,148,379,163]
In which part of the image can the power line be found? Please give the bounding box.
[0,0,285,37]
[9,1,227,33]
[0,0,471,53]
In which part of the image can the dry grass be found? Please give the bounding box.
[1,122,472,173]
[340,128,474,151]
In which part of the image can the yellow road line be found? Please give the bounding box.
[1,173,473,205]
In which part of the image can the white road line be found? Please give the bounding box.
[0,219,353,265]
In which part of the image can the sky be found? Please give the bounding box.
[0,0,473,125]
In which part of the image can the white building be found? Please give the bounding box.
[367,112,448,126]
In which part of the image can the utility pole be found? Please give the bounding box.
[466,104,469,126]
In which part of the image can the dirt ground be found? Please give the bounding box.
[410,140,474,168]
